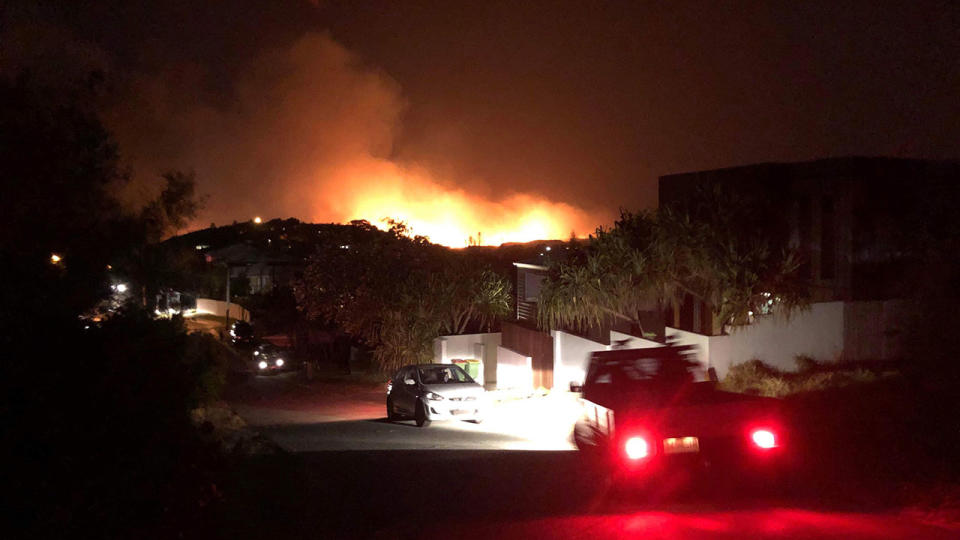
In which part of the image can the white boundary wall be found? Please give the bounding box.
[664,327,716,377]
[492,300,899,387]
[668,301,846,378]
[194,298,250,322]
[496,346,533,391]
[719,301,844,375]
[610,331,663,350]
[551,330,610,390]
[552,330,664,390]
[433,332,501,386]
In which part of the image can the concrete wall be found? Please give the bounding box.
[610,331,662,350]
[496,346,533,390]
[669,300,907,379]
[719,301,845,375]
[496,299,901,389]
[551,330,610,390]
[551,330,664,390]
[433,332,501,386]
[665,327,715,373]
[194,298,250,322]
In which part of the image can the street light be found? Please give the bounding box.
[253,216,262,224]
[50,253,62,264]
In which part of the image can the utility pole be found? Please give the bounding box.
[224,264,231,334]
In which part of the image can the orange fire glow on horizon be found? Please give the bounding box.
[324,162,599,247]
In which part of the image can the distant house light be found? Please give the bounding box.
[195,244,209,250]
[254,216,262,224]
[50,253,62,264]
[545,246,552,251]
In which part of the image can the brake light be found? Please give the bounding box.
[624,436,650,460]
[751,429,777,449]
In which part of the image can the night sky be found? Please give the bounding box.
[5,1,959,245]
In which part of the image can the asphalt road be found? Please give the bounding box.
[220,373,958,539]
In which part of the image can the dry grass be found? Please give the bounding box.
[721,357,893,397]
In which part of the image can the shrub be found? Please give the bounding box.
[794,354,820,373]
[723,358,891,397]
[758,375,793,397]
[5,309,229,538]
[721,358,783,394]
[183,332,233,405]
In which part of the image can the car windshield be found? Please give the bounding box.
[418,365,473,384]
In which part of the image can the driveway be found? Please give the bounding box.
[220,372,959,539]
[225,372,580,451]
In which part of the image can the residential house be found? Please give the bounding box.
[205,243,301,295]
[659,157,959,374]
[437,157,960,391]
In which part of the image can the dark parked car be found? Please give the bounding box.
[230,320,256,348]
[250,342,292,375]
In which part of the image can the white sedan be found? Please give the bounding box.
[386,364,486,427]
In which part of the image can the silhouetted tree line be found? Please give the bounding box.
[294,220,512,374]
[1,70,226,538]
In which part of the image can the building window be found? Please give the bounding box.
[524,273,544,301]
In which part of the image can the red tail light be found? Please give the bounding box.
[624,436,650,460]
[751,429,777,449]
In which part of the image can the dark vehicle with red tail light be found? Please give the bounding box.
[573,345,789,490]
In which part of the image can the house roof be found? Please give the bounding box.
[513,261,548,270]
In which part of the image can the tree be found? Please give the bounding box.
[539,185,809,336]
[655,185,808,332]
[432,262,512,335]
[0,70,219,537]
[117,171,205,307]
[0,71,205,321]
[294,222,512,373]
[0,70,130,327]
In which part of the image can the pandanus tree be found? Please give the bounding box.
[539,185,810,336]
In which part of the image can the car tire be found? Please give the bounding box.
[386,396,398,421]
[415,400,430,428]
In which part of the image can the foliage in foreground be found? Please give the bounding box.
[0,70,223,538]
[4,311,231,538]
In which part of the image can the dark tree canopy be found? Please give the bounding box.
[295,221,512,373]
[539,185,810,336]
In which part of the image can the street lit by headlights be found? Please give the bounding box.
[258,361,268,370]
